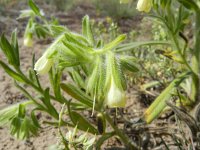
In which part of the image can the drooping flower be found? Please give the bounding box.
[34,51,53,75]
[106,77,126,108]
[136,0,152,13]
[34,34,65,75]
[23,33,33,47]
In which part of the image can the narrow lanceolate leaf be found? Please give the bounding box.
[115,41,171,52]
[62,40,89,60]
[0,100,33,126]
[178,0,199,11]
[61,83,93,108]
[0,61,24,82]
[31,109,41,128]
[50,25,68,37]
[95,132,115,149]
[69,111,98,134]
[28,0,41,16]
[70,70,85,89]
[41,88,59,119]
[0,34,18,66]
[64,33,93,52]
[11,29,20,66]
[120,56,139,72]
[82,15,95,46]
[102,34,126,52]
[144,72,191,123]
[0,104,19,126]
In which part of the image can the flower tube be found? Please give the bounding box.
[106,77,126,108]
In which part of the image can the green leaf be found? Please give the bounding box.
[62,40,90,60]
[64,32,93,52]
[144,72,191,123]
[29,69,38,86]
[0,34,18,66]
[178,0,199,11]
[18,104,26,118]
[35,25,49,39]
[115,41,171,52]
[50,25,68,37]
[69,110,98,134]
[59,61,82,68]
[95,132,115,149]
[28,0,41,16]
[0,61,24,82]
[0,104,19,126]
[11,116,38,140]
[61,83,93,108]
[0,101,36,139]
[31,109,41,128]
[120,56,139,72]
[82,15,95,46]
[103,34,126,52]
[11,29,20,66]
[14,82,45,110]
[70,69,85,89]
[53,69,62,99]
[40,88,59,119]
[17,9,35,19]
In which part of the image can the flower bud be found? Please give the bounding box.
[106,78,126,108]
[137,0,152,13]
[23,33,33,47]
[97,113,106,134]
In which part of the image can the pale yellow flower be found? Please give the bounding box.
[23,34,33,47]
[137,0,152,13]
[34,34,65,75]
[34,52,53,75]
[106,78,126,108]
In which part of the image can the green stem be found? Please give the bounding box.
[191,10,200,102]
[105,113,139,149]
[170,34,193,73]
[43,120,73,127]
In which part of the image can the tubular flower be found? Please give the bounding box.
[106,77,126,108]
[136,0,152,13]
[34,51,53,75]
[23,33,33,47]
[34,34,65,75]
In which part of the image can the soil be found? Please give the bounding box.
[0,1,197,150]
